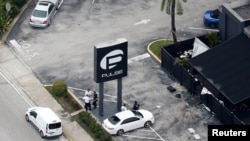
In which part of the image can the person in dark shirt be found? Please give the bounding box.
[92,91,98,109]
[133,101,140,110]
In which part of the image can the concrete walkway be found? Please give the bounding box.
[0,40,95,141]
[0,1,95,140]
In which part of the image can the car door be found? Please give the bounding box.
[120,117,141,132]
[48,4,55,21]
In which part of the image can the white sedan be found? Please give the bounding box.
[29,0,63,28]
[102,109,154,136]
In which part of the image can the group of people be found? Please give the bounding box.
[80,88,141,112]
[80,88,98,112]
[121,100,140,111]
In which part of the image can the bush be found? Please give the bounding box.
[52,80,67,97]
[78,112,113,141]
[11,0,27,8]
[206,32,221,48]
[0,0,27,37]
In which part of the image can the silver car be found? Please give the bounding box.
[29,0,62,28]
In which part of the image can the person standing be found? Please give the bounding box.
[92,91,98,109]
[121,103,128,111]
[132,101,140,111]
[80,96,92,111]
[85,88,92,97]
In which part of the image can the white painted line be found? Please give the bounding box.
[9,39,25,56]
[104,94,116,98]
[0,71,32,107]
[58,0,64,9]
[68,86,85,92]
[188,27,219,32]
[104,99,117,103]
[134,19,151,26]
[68,86,117,98]
[139,129,155,132]
[68,86,117,104]
[150,127,165,141]
[123,134,163,141]
[128,53,150,64]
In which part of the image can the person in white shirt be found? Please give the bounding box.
[121,103,128,111]
[85,88,92,97]
[80,96,92,111]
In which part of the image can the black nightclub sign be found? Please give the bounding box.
[94,38,128,83]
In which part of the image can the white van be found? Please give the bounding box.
[25,107,62,138]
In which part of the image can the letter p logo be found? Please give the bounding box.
[100,49,124,70]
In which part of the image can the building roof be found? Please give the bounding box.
[189,33,250,104]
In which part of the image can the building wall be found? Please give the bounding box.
[219,4,244,41]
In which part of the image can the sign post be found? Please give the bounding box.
[5,3,11,18]
[94,38,128,116]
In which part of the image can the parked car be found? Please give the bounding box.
[102,109,154,136]
[25,107,63,138]
[29,0,63,28]
[203,9,220,28]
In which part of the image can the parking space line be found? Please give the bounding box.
[150,127,165,141]
[123,134,163,141]
[9,39,25,57]
[128,53,150,64]
[188,27,219,32]
[139,129,155,132]
[68,86,85,92]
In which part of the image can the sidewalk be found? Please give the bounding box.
[0,33,94,141]
[0,0,95,140]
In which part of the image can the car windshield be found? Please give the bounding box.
[108,115,121,125]
[210,9,219,19]
[33,10,47,18]
[132,110,143,118]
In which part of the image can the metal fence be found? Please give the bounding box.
[161,36,247,125]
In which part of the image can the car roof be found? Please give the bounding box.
[39,0,57,5]
[35,1,54,11]
[115,110,135,121]
[30,107,61,123]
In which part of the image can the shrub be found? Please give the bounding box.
[52,80,67,97]
[174,57,189,69]
[11,0,27,8]
[78,112,113,141]
[206,32,221,48]
[0,0,27,37]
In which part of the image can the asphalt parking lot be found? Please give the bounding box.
[6,0,236,141]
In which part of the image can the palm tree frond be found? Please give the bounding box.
[166,0,171,15]
[177,0,183,15]
[161,0,166,11]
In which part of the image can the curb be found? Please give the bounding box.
[147,39,166,64]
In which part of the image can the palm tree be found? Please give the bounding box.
[161,0,186,43]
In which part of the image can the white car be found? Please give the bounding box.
[102,109,154,136]
[29,0,63,27]
[25,107,62,138]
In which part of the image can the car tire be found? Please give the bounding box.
[117,129,124,136]
[25,115,29,122]
[144,121,152,128]
[40,131,45,138]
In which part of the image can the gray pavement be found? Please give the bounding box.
[0,42,95,141]
[0,0,95,140]
[0,0,237,141]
